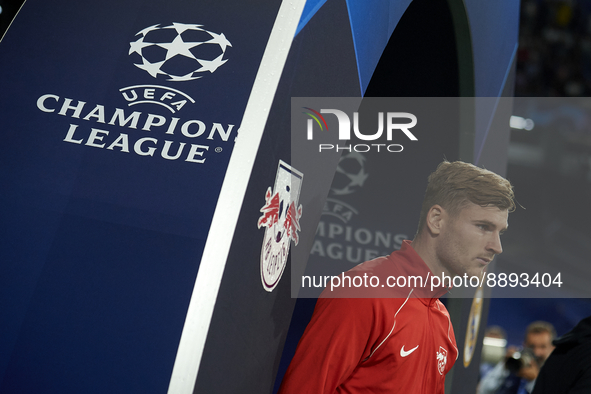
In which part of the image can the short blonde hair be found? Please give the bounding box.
[417,160,515,234]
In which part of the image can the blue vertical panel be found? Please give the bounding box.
[464,0,520,163]
[0,0,280,392]
[345,0,412,95]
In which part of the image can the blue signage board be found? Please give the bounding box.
[0,0,280,392]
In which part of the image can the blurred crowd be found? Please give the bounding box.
[478,317,591,394]
[516,0,591,96]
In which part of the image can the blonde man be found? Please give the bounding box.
[280,160,515,394]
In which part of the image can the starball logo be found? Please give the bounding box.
[303,107,418,153]
[120,22,231,113]
[129,23,232,82]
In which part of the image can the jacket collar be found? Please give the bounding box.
[386,240,450,304]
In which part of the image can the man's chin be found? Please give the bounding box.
[465,267,486,279]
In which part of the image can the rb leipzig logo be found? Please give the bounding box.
[257,161,303,292]
[437,346,448,375]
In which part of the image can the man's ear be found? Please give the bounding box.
[426,205,444,235]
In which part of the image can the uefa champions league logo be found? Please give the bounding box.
[129,22,232,81]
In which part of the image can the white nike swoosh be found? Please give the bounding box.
[400,345,419,357]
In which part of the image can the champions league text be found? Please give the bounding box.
[301,271,564,293]
[37,93,236,164]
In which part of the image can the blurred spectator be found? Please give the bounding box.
[532,315,591,394]
[478,321,556,394]
[481,326,509,378]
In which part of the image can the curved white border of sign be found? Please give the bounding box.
[167,1,306,393]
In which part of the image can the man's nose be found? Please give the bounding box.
[487,232,503,255]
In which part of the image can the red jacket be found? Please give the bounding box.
[279,241,458,393]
